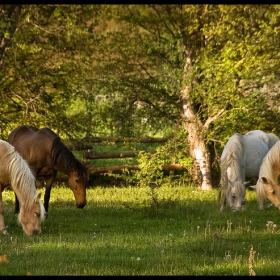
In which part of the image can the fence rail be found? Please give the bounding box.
[55,137,186,183]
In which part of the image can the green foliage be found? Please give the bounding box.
[1,4,280,174]
[108,129,193,210]
[133,136,193,189]
[189,5,280,145]
[0,5,104,138]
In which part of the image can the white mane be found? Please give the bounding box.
[220,134,244,182]
[219,135,244,196]
[256,141,280,204]
[1,141,44,219]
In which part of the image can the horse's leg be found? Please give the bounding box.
[218,189,227,212]
[220,194,227,211]
[44,173,56,218]
[241,198,246,211]
[14,193,20,214]
[241,184,246,211]
[0,190,8,235]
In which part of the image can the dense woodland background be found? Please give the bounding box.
[1,5,280,190]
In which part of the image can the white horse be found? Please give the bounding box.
[0,140,45,235]
[250,140,280,210]
[218,130,279,212]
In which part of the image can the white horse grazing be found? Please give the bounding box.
[0,140,45,235]
[218,130,278,212]
[250,140,280,210]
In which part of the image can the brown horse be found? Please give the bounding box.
[0,140,45,235]
[8,125,88,218]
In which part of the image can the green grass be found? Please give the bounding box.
[1,184,280,275]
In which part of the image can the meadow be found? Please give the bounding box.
[1,183,280,276]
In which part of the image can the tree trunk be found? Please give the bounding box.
[180,90,213,190]
[179,23,213,190]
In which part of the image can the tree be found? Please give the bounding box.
[0,5,102,138]
[1,5,280,190]
[88,4,280,189]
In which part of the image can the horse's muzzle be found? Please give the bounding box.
[231,206,242,212]
[76,202,86,209]
[28,229,42,235]
[274,203,280,211]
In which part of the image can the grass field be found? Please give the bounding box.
[1,184,280,275]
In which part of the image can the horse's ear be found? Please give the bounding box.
[260,177,269,184]
[249,185,256,190]
[36,193,42,200]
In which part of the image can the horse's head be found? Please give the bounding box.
[18,193,45,235]
[68,164,88,209]
[251,177,280,210]
[228,180,246,212]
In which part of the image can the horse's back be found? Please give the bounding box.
[0,140,15,163]
[0,139,11,152]
[0,140,17,187]
[245,129,279,149]
[8,125,57,147]
[242,134,269,177]
[7,125,57,168]
[221,132,269,179]
[8,125,38,141]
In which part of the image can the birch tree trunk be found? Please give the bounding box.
[180,32,213,190]
[180,91,213,190]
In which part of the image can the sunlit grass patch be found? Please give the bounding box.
[1,185,280,275]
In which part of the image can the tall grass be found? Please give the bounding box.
[1,184,280,275]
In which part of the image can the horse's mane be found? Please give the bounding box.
[4,142,44,219]
[51,136,65,166]
[256,141,280,205]
[219,134,244,201]
[220,134,244,182]
[51,136,85,174]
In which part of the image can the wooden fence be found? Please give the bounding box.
[55,137,186,183]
